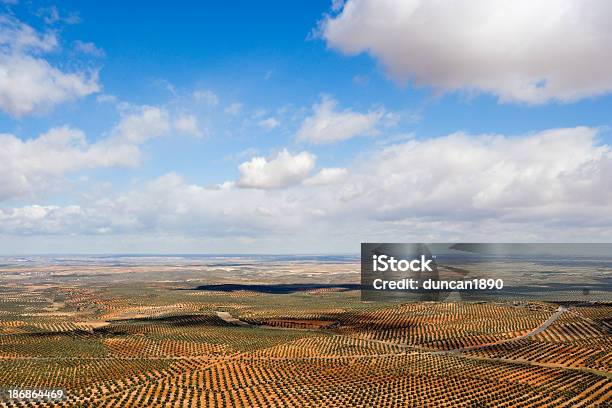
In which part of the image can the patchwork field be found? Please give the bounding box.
[0,256,609,407]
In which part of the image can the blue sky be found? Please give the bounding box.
[1,0,612,253]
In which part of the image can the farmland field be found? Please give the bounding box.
[0,255,609,407]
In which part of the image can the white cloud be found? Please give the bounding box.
[0,16,98,117]
[236,149,316,189]
[2,127,612,248]
[258,117,279,130]
[296,95,386,144]
[96,94,117,104]
[193,89,219,106]
[38,6,80,25]
[0,54,99,117]
[304,167,348,186]
[322,0,612,105]
[331,0,346,12]
[174,114,203,137]
[0,103,193,202]
[73,40,105,57]
[344,127,611,223]
[0,16,57,51]
[0,126,138,201]
[224,102,243,115]
[0,174,308,238]
[113,106,171,143]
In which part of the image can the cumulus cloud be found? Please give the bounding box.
[174,114,203,137]
[0,173,310,238]
[345,127,612,223]
[0,16,99,117]
[37,6,80,25]
[321,0,612,105]
[258,117,279,130]
[304,167,348,186]
[236,149,316,189]
[2,127,612,247]
[0,104,196,202]
[0,54,99,117]
[296,95,387,144]
[0,205,94,235]
[0,16,57,51]
[73,40,105,57]
[112,106,171,143]
[96,94,117,104]
[0,126,138,201]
